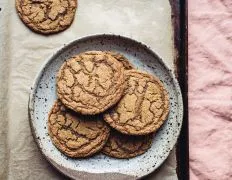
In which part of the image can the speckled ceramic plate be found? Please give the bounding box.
[28,34,183,180]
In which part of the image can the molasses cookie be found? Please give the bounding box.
[104,70,169,135]
[102,130,153,158]
[15,0,77,34]
[48,100,110,157]
[57,51,125,115]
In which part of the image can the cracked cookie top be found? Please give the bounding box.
[15,0,77,34]
[104,70,169,135]
[102,130,153,158]
[48,100,110,157]
[57,51,125,115]
[104,51,134,70]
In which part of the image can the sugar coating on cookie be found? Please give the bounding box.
[102,130,153,158]
[15,0,77,34]
[48,100,110,158]
[104,70,169,135]
[57,51,125,115]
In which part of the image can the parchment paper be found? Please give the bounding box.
[0,0,177,179]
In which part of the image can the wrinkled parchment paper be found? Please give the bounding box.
[0,0,177,179]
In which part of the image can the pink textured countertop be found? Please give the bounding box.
[189,0,232,179]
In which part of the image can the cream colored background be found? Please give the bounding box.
[0,0,177,179]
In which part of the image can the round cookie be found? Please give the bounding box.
[15,0,77,34]
[102,130,153,158]
[48,100,110,158]
[57,51,125,115]
[104,51,134,70]
[103,70,169,135]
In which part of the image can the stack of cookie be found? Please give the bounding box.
[48,51,169,159]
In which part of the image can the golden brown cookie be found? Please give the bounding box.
[57,51,125,115]
[48,100,110,158]
[104,70,169,135]
[102,130,153,158]
[104,51,134,70]
[15,0,77,34]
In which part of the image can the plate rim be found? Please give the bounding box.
[28,33,183,179]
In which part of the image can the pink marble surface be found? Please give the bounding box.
[189,0,232,179]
